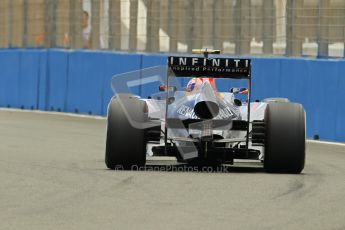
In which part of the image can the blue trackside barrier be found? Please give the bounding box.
[336,63,345,141]
[18,50,43,110]
[45,49,69,112]
[251,57,282,100]
[66,51,105,115]
[0,49,344,141]
[102,52,142,115]
[306,60,339,141]
[0,50,21,108]
[38,50,48,111]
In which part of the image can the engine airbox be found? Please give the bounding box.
[193,81,219,119]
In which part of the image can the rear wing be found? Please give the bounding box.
[165,55,253,152]
[168,56,251,79]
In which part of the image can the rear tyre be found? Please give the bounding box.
[105,94,147,170]
[264,102,306,173]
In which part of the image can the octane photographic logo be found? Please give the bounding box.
[111,66,167,131]
[112,164,230,173]
[110,65,201,160]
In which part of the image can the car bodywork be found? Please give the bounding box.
[112,51,265,164]
[107,50,306,172]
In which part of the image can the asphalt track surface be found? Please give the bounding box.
[1,109,345,230]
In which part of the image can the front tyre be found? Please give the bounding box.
[264,102,306,174]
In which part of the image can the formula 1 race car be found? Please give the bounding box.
[105,49,306,173]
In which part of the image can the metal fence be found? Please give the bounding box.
[0,0,345,57]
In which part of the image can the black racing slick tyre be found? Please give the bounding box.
[105,94,147,170]
[264,102,306,174]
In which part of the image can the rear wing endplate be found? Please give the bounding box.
[168,56,251,79]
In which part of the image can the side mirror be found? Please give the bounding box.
[230,87,248,95]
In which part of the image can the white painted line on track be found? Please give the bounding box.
[307,140,345,147]
[0,108,106,120]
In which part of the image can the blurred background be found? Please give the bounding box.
[1,0,345,57]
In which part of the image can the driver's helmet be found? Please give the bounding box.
[186,77,217,92]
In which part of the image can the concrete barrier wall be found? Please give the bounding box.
[0,49,344,141]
